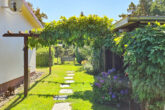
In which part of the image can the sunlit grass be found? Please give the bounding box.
[1,64,117,110]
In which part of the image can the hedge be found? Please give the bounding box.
[36,47,55,67]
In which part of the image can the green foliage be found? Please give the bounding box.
[36,47,55,67]
[28,15,113,48]
[150,0,165,16]
[29,15,113,73]
[75,47,85,64]
[93,69,129,105]
[120,0,165,17]
[55,46,65,58]
[91,48,104,74]
[27,2,48,25]
[114,24,165,110]
[81,60,94,74]
[136,0,153,16]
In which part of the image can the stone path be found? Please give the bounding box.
[52,103,72,110]
[59,89,73,94]
[67,73,75,76]
[60,84,70,88]
[53,95,68,100]
[52,71,75,110]
[64,77,73,79]
[65,80,75,83]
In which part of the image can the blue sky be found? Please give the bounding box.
[26,0,139,22]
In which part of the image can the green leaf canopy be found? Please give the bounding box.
[29,15,114,48]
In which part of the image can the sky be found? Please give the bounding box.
[26,0,139,23]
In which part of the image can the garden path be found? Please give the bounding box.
[52,71,75,110]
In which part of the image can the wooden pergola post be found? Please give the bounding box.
[49,46,52,75]
[3,31,39,97]
[24,36,29,97]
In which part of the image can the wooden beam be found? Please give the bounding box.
[24,36,29,97]
[3,31,39,37]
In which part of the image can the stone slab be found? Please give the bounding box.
[64,77,73,79]
[59,89,73,94]
[65,80,75,83]
[60,84,70,88]
[53,95,68,100]
[66,71,74,73]
[67,73,75,76]
[52,103,71,110]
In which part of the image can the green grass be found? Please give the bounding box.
[1,64,117,110]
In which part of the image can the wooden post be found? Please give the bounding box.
[49,46,52,74]
[103,47,106,72]
[3,31,40,97]
[112,53,115,68]
[24,37,29,97]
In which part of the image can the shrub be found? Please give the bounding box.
[81,60,94,73]
[114,24,165,110]
[93,68,130,106]
[36,47,55,67]
[75,47,86,64]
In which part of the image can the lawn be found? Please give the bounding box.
[1,64,117,110]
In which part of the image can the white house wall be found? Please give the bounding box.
[0,8,36,84]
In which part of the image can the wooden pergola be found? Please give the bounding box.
[3,31,40,97]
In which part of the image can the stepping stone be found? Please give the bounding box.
[64,77,73,79]
[60,84,70,88]
[59,89,73,94]
[53,95,68,100]
[52,102,71,110]
[67,73,75,76]
[66,71,74,73]
[65,80,75,83]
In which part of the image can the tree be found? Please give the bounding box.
[119,2,136,18]
[136,0,153,16]
[27,2,48,25]
[119,0,165,17]
[150,0,165,16]
[119,13,128,18]
[34,8,48,25]
[127,2,136,15]
[80,11,84,16]
[55,46,65,64]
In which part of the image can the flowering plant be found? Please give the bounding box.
[93,68,130,105]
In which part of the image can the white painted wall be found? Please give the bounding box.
[0,6,36,84]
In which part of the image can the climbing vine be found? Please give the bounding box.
[114,23,165,110]
[29,15,114,48]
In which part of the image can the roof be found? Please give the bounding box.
[114,16,165,31]
[22,0,43,28]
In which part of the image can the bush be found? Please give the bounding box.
[114,24,165,110]
[36,47,55,67]
[81,60,94,73]
[75,47,86,64]
[93,68,130,106]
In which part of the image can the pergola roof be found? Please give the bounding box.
[3,31,40,37]
[114,16,165,31]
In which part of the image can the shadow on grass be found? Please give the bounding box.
[4,94,25,110]
[28,93,54,98]
[4,73,51,110]
[74,64,81,66]
[68,91,130,110]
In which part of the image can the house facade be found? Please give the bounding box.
[0,0,42,94]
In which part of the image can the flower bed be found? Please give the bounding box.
[93,68,130,106]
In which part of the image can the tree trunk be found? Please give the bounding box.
[49,46,52,75]
[57,57,58,64]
